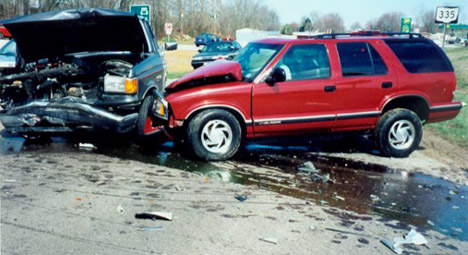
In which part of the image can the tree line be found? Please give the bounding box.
[0,0,281,38]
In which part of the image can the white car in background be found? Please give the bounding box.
[0,39,16,69]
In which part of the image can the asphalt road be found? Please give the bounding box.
[1,131,467,254]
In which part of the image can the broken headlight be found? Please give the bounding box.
[104,74,138,94]
[152,96,169,121]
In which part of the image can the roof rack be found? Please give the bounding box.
[312,32,423,39]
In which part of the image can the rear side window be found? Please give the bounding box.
[384,40,453,73]
[277,44,330,81]
[337,42,388,76]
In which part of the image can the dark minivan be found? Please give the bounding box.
[195,33,220,47]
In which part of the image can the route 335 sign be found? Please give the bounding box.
[435,6,459,24]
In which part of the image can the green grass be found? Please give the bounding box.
[167,71,190,80]
[427,47,468,147]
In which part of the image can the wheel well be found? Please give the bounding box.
[382,96,430,121]
[185,107,247,135]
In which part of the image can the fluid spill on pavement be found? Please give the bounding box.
[1,135,466,241]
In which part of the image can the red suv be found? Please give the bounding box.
[148,33,463,161]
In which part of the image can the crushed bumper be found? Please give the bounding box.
[0,98,138,133]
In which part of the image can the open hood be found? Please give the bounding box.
[166,60,242,91]
[1,8,148,62]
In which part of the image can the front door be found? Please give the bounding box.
[252,43,337,137]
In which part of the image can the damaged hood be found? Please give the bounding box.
[166,60,242,91]
[0,8,148,62]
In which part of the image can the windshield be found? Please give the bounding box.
[233,43,283,81]
[202,42,233,53]
[0,40,16,56]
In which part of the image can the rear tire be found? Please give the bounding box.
[375,108,422,158]
[187,109,242,161]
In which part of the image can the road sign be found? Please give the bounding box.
[435,6,459,24]
[130,4,151,23]
[400,18,412,33]
[165,23,173,35]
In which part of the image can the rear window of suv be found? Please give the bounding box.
[384,39,453,73]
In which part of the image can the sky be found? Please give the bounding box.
[261,0,468,29]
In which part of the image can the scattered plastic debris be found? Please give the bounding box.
[234,194,248,202]
[141,226,164,232]
[452,206,460,210]
[427,220,434,227]
[260,237,277,244]
[203,177,210,183]
[370,194,380,202]
[78,143,96,150]
[175,185,185,191]
[320,200,329,206]
[135,212,173,221]
[381,229,429,254]
[75,197,82,201]
[4,179,16,183]
[332,193,345,201]
[298,161,320,174]
[116,204,124,214]
[448,190,457,195]
[309,225,316,231]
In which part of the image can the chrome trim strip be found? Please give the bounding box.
[336,111,380,120]
[254,114,335,126]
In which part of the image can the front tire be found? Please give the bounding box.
[187,109,242,161]
[375,108,422,158]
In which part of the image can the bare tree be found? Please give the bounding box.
[315,13,345,33]
[419,9,436,33]
[374,12,403,32]
[350,21,362,31]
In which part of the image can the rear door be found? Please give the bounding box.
[333,41,397,129]
[252,43,337,136]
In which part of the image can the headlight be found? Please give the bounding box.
[104,74,138,94]
[152,97,169,120]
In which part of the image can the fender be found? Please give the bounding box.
[379,91,431,113]
[183,104,252,125]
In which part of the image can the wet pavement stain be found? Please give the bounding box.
[1,135,467,241]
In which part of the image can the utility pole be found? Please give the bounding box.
[212,0,216,34]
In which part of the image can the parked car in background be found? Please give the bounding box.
[195,33,220,47]
[0,8,176,138]
[0,39,16,70]
[152,33,463,161]
[191,41,242,68]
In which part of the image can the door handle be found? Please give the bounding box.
[324,85,336,92]
[381,82,392,89]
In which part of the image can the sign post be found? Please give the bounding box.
[400,18,412,33]
[435,6,459,49]
[129,4,151,23]
[165,23,173,42]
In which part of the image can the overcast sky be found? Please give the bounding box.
[261,0,467,28]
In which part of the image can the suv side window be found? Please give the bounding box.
[277,44,330,81]
[384,39,453,73]
[337,42,388,76]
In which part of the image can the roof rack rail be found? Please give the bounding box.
[312,32,423,39]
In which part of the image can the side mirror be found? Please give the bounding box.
[165,42,178,51]
[265,67,286,86]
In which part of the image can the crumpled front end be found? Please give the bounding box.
[0,97,138,134]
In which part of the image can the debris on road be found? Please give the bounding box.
[4,179,16,183]
[370,194,380,202]
[332,193,345,201]
[298,161,320,174]
[141,226,164,232]
[78,143,96,150]
[203,177,210,183]
[175,185,185,191]
[135,212,173,221]
[75,197,82,201]
[381,229,429,254]
[116,204,124,214]
[234,194,248,202]
[309,225,316,231]
[260,237,277,244]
